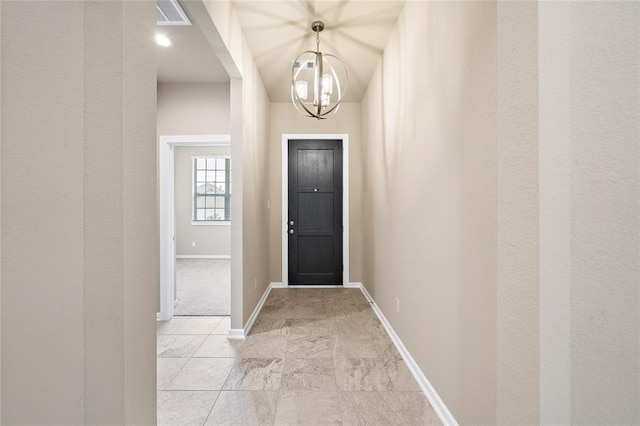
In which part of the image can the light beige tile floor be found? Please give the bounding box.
[157,288,442,425]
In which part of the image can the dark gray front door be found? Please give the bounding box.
[287,139,343,285]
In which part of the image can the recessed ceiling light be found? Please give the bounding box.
[155,34,172,47]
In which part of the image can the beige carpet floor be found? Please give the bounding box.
[175,259,230,316]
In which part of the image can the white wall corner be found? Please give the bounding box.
[359,283,458,426]
[227,282,274,339]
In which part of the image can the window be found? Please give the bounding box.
[193,156,231,222]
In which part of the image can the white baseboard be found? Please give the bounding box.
[176,255,231,259]
[357,283,457,426]
[227,281,358,337]
[277,285,345,288]
[223,279,457,425]
[226,282,274,339]
[243,283,274,337]
[227,329,245,339]
[270,282,362,288]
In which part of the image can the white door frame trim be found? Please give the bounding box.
[281,134,350,285]
[159,134,231,321]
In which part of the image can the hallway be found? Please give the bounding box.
[2,0,639,423]
[157,288,440,425]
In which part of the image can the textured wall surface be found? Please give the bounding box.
[1,1,157,423]
[267,102,362,284]
[538,2,640,423]
[496,2,540,423]
[361,2,498,423]
[565,3,640,423]
[539,2,571,422]
[2,3,84,421]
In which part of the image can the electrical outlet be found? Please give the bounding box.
[395,297,400,314]
[191,242,196,247]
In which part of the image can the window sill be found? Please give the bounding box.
[191,221,231,226]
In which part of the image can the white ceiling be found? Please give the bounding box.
[156,0,405,101]
[157,23,230,83]
[231,0,405,102]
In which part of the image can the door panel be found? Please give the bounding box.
[298,236,334,273]
[297,149,335,187]
[298,193,333,230]
[288,139,343,285]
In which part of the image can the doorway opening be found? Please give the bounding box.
[174,145,231,315]
[159,135,231,319]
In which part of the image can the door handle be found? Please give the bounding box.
[289,220,295,226]
[289,229,295,234]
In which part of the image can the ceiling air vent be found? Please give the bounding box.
[157,0,191,25]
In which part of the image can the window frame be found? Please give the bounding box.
[191,154,231,224]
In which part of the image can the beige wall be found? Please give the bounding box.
[174,146,231,256]
[496,2,540,423]
[0,1,157,423]
[193,0,272,328]
[538,2,640,423]
[363,1,640,424]
[497,2,640,423]
[157,83,231,258]
[238,54,271,326]
[157,82,230,135]
[361,2,497,423]
[538,4,571,421]
[268,103,362,283]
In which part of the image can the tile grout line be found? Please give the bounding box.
[201,388,222,426]
[202,357,237,425]
[272,313,288,424]
[160,288,436,424]
[218,357,239,391]
[157,357,190,391]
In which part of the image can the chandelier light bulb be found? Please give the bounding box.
[321,93,330,108]
[296,81,308,101]
[322,74,333,96]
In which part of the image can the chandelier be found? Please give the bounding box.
[291,21,348,119]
